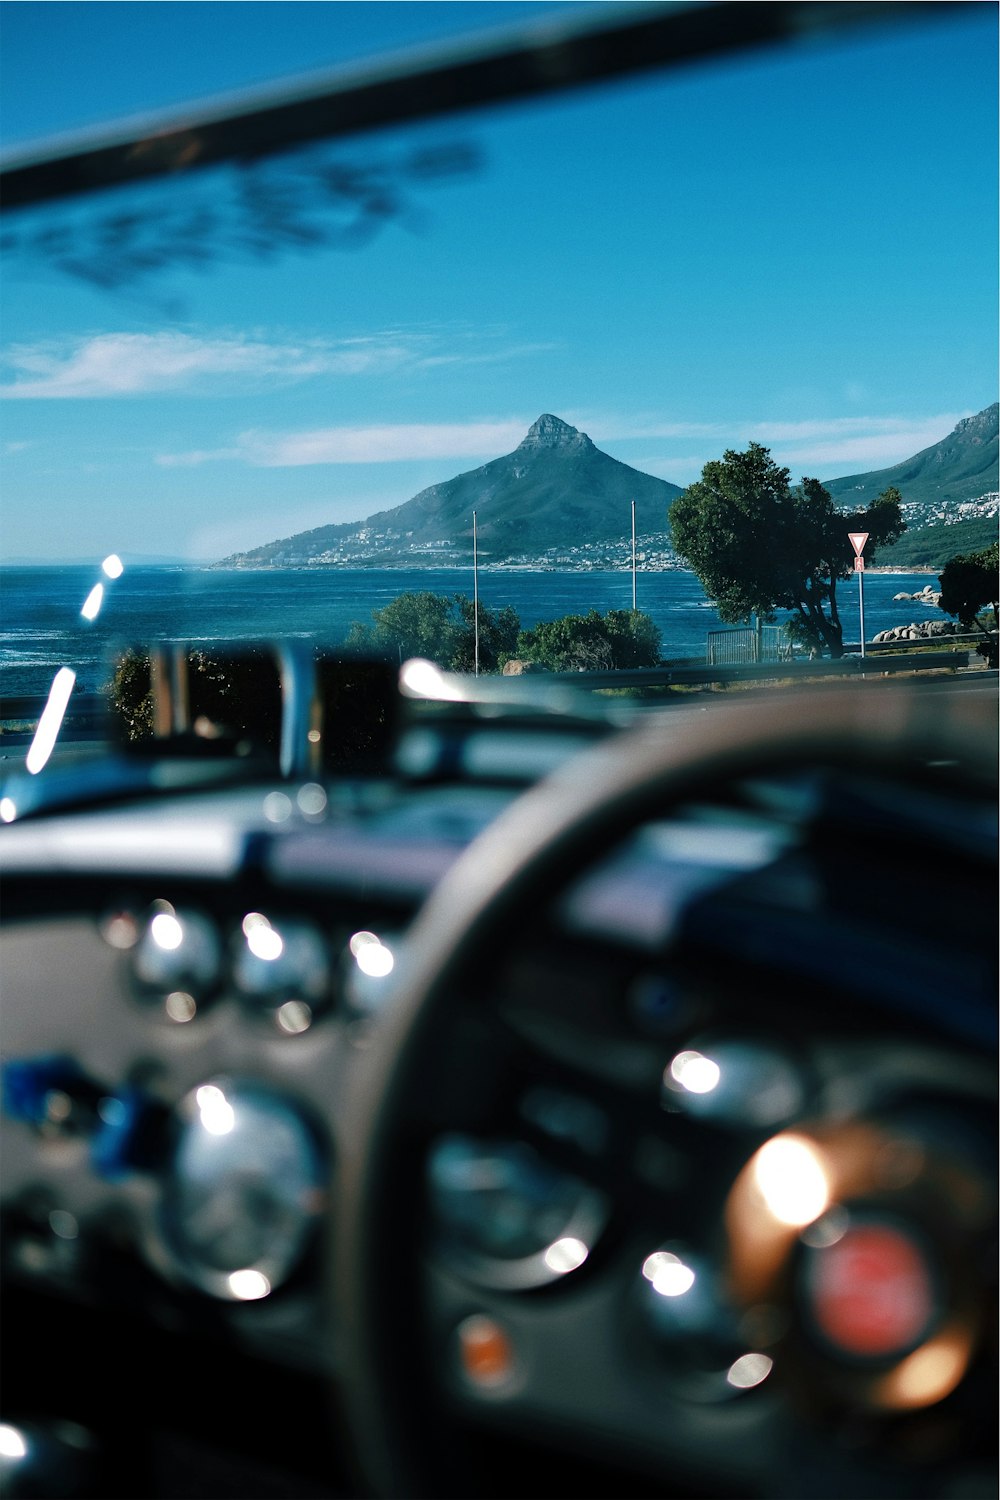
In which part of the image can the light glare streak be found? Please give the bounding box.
[753,1135,830,1228]
[25,667,76,774]
[727,1352,773,1389]
[81,582,104,620]
[543,1237,588,1274]
[196,1084,236,1136]
[669,1049,721,1094]
[228,1268,271,1300]
[642,1250,696,1297]
[0,1424,28,1460]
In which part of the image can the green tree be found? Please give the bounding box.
[516,608,661,671]
[937,542,999,629]
[346,591,520,672]
[603,608,663,667]
[449,596,521,673]
[938,542,999,664]
[669,443,906,657]
[107,648,154,740]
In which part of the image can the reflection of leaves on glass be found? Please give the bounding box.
[4,140,482,298]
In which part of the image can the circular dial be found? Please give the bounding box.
[132,905,221,1001]
[427,1132,607,1290]
[231,914,330,1011]
[159,1080,325,1300]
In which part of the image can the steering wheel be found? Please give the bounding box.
[332,683,997,1498]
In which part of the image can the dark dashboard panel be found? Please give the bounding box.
[1,748,996,1500]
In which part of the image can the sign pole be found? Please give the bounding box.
[848,531,869,661]
[631,499,637,611]
[473,510,479,676]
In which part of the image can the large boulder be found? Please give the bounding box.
[872,619,959,643]
[502,659,548,675]
[893,585,942,605]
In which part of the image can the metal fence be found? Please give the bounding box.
[706,625,789,666]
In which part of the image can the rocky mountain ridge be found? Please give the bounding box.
[825,402,998,522]
[220,406,998,570]
[224,415,682,568]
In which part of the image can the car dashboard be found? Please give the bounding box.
[1,685,995,1500]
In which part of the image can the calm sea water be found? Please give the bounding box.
[0,565,941,696]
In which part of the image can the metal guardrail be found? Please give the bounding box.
[847,631,993,655]
[1,645,990,743]
[1,692,107,728]
[551,648,983,691]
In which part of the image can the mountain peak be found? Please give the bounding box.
[518,413,592,450]
[953,403,999,442]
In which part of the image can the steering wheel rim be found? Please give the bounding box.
[332,682,997,1498]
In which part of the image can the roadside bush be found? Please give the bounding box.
[515,608,662,672]
[346,592,519,672]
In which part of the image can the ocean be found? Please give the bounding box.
[0,565,942,697]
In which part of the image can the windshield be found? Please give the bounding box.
[1,2,997,734]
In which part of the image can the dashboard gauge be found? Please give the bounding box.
[662,1039,805,1129]
[158,1080,325,1300]
[426,1133,607,1290]
[132,904,221,1002]
[343,929,400,1014]
[640,1244,774,1403]
[231,914,330,1011]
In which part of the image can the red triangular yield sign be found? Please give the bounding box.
[848,531,869,556]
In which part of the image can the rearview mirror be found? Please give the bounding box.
[107,643,398,778]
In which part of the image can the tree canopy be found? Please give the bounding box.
[937,542,999,628]
[345,591,520,672]
[346,593,661,674]
[937,543,999,665]
[669,442,906,656]
[515,608,661,671]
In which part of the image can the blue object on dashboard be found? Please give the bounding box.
[2,1059,157,1179]
[1,1055,88,1126]
[90,1088,158,1180]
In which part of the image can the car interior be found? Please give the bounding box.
[1,5,996,1499]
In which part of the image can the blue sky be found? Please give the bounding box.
[1,1,997,561]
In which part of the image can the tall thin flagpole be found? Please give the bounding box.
[631,499,637,611]
[473,509,480,676]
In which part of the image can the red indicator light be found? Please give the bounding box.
[807,1223,935,1359]
[456,1315,515,1388]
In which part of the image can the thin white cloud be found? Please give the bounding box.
[156,447,243,468]
[776,431,953,471]
[587,411,971,478]
[158,420,530,468]
[585,419,725,442]
[0,332,421,399]
[587,412,968,447]
[419,342,557,369]
[0,327,551,399]
[156,408,972,478]
[628,455,709,482]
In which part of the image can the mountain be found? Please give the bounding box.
[825,404,998,518]
[222,415,682,567]
[221,406,998,572]
[825,403,998,568]
[366,413,682,556]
